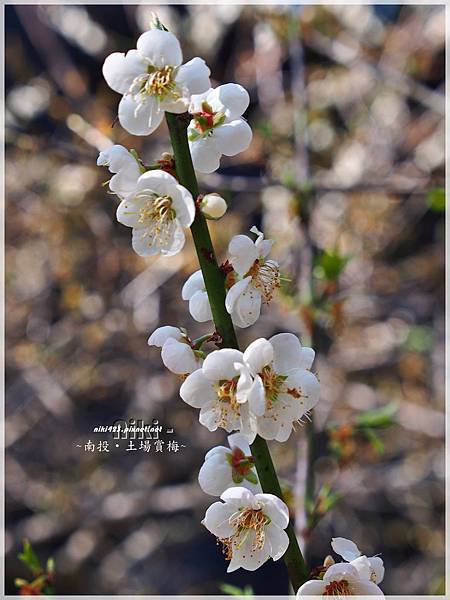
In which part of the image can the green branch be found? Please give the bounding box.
[165,112,309,591]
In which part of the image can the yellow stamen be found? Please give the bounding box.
[217,379,240,427]
[247,259,280,303]
[129,65,179,102]
[219,508,270,561]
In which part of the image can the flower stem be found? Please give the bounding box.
[165,112,309,591]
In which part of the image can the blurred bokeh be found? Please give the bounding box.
[5,4,445,595]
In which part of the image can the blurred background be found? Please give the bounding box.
[5,4,445,595]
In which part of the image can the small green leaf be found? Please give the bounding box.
[356,402,398,429]
[363,428,385,455]
[314,251,349,282]
[213,112,226,128]
[427,187,445,213]
[321,490,342,513]
[18,539,42,576]
[404,325,434,353]
[201,100,213,114]
[188,129,202,142]
[244,469,258,485]
[46,557,55,574]
[151,15,169,31]
[232,471,244,484]
[220,583,254,596]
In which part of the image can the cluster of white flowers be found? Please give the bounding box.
[98,21,385,588]
[297,537,385,596]
[98,25,250,256]
[180,333,319,442]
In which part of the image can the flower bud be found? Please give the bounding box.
[201,193,227,220]
[323,555,335,568]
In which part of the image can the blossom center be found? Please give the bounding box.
[247,259,280,302]
[259,365,287,406]
[219,507,270,560]
[136,193,176,225]
[189,101,226,140]
[130,65,178,102]
[217,378,239,415]
[323,579,351,596]
[229,447,255,477]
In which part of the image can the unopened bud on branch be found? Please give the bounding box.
[201,193,227,220]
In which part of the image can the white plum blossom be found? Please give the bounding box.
[188,84,253,173]
[331,537,385,586]
[180,348,255,439]
[200,193,228,219]
[236,334,319,442]
[116,170,195,257]
[97,145,141,198]
[103,28,210,135]
[296,562,384,597]
[181,270,212,322]
[148,325,202,375]
[225,227,280,328]
[198,433,261,496]
[202,487,289,572]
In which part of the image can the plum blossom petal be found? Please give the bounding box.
[97,144,141,198]
[136,29,183,68]
[296,580,326,596]
[180,369,216,409]
[225,276,251,314]
[169,185,196,227]
[202,349,243,381]
[118,94,163,136]
[265,523,289,560]
[148,326,200,375]
[331,537,362,562]
[256,493,289,529]
[102,50,146,94]
[228,283,262,329]
[202,501,235,539]
[148,325,183,347]
[300,347,315,370]
[161,338,201,375]
[269,333,305,373]
[213,120,253,156]
[131,220,185,257]
[182,270,213,322]
[368,557,385,584]
[189,290,212,322]
[189,138,221,174]
[243,338,274,375]
[228,235,259,276]
[175,57,211,96]
[213,83,250,120]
